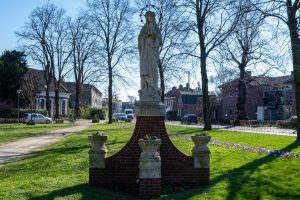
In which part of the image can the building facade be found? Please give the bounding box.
[63,82,102,109]
[27,68,70,118]
[219,73,295,121]
[164,84,218,121]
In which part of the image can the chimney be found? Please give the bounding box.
[245,71,251,77]
[186,83,190,91]
[172,86,176,90]
[291,71,294,76]
[179,85,183,90]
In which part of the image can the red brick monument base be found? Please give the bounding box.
[89,116,209,195]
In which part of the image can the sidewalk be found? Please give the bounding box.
[165,121,296,136]
[0,120,95,166]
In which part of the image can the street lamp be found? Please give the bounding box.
[17,89,21,123]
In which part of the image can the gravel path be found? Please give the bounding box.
[0,120,96,166]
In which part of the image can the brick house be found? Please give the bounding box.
[164,84,217,120]
[63,82,102,108]
[219,73,294,121]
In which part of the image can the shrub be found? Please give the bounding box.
[90,108,105,120]
[80,107,91,119]
[0,108,48,118]
[276,120,296,129]
[79,107,107,120]
[0,118,26,124]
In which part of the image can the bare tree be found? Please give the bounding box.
[218,2,284,122]
[87,0,135,123]
[49,12,73,119]
[17,3,71,119]
[20,72,39,110]
[185,0,239,130]
[136,0,189,102]
[68,15,99,116]
[251,0,300,140]
[16,3,60,116]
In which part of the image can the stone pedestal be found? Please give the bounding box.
[88,134,108,169]
[135,100,165,117]
[191,136,211,168]
[89,101,210,195]
[138,139,162,197]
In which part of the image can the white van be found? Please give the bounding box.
[124,109,134,119]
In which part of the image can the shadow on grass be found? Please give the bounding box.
[40,146,90,155]
[28,183,137,200]
[167,140,300,200]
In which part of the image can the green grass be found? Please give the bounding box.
[167,125,300,153]
[0,123,76,145]
[0,123,299,200]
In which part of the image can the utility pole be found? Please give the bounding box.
[17,89,21,123]
[188,71,190,91]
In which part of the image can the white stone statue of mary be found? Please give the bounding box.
[138,11,162,102]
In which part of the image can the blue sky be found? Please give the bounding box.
[0,0,85,54]
[0,0,141,100]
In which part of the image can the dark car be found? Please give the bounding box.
[113,113,128,121]
[181,114,198,125]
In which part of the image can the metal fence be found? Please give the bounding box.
[165,121,297,137]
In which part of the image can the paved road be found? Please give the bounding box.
[165,121,296,137]
[0,120,95,166]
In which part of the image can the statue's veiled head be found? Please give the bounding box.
[145,11,155,24]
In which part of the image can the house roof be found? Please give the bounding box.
[180,91,216,96]
[165,85,194,98]
[27,68,69,93]
[63,82,102,96]
[218,75,292,88]
[165,85,215,98]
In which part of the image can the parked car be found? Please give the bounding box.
[124,109,134,119]
[181,114,198,125]
[23,113,53,124]
[113,113,128,121]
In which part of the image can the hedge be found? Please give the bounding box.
[80,107,107,120]
[0,108,48,118]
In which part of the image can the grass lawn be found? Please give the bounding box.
[0,123,299,200]
[167,125,300,153]
[0,123,76,145]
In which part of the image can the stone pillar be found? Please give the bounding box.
[88,133,108,169]
[191,136,211,168]
[138,139,162,197]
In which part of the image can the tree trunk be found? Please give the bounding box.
[200,57,212,130]
[196,0,211,130]
[287,4,300,140]
[75,81,81,117]
[237,66,247,121]
[46,82,51,117]
[159,60,165,103]
[54,86,60,119]
[108,63,113,124]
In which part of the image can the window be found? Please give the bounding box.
[229,107,233,116]
[39,98,45,109]
[224,107,228,117]
[61,100,66,115]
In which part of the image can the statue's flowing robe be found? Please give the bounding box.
[138,22,162,96]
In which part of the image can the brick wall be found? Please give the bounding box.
[89,116,209,195]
